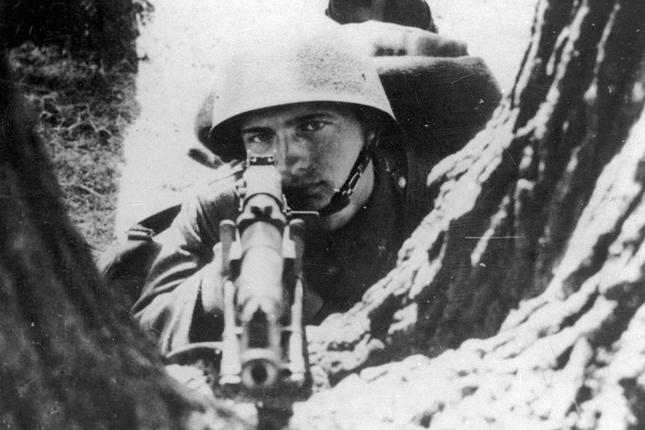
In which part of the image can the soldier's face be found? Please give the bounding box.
[240,102,374,211]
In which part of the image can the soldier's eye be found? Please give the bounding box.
[301,120,327,132]
[245,132,273,144]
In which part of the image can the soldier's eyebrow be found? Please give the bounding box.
[290,112,335,125]
[241,111,335,134]
[240,125,272,135]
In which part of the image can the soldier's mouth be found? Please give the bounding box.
[283,183,332,211]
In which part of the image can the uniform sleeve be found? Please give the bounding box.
[133,182,237,355]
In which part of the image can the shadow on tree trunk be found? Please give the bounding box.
[0,50,249,430]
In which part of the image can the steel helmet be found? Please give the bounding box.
[195,19,395,161]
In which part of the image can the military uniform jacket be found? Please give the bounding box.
[132,145,434,355]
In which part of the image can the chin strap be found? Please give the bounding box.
[317,133,380,217]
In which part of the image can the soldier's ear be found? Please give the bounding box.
[352,105,383,147]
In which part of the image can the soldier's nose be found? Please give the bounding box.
[275,134,309,175]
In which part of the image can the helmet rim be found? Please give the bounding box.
[194,23,395,161]
[203,99,395,162]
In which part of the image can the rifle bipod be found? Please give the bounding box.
[165,154,312,403]
[217,153,310,395]
[218,217,308,393]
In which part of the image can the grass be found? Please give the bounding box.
[9,43,139,252]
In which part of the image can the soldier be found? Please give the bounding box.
[128,15,499,355]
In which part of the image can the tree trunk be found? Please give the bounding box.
[0,51,248,430]
[297,0,645,428]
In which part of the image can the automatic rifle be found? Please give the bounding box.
[217,153,312,393]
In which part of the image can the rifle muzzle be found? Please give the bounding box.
[240,348,281,389]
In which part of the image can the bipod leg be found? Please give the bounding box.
[286,218,306,385]
[287,278,305,384]
[219,279,241,386]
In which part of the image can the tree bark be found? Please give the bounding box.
[0,51,248,430]
[298,0,645,427]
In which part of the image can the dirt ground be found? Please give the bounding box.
[115,0,538,235]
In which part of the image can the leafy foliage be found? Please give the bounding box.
[9,43,138,251]
[1,0,149,250]
[1,0,152,67]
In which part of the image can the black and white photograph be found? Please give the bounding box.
[2,0,644,428]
